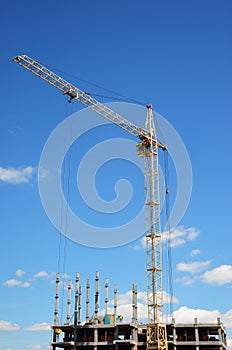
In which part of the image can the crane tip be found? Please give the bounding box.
[13,56,20,63]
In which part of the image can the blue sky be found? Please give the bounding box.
[1,1,232,349]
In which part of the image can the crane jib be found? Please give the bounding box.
[13,54,166,151]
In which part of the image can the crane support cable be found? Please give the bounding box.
[13,55,166,150]
[43,63,149,106]
[164,151,174,319]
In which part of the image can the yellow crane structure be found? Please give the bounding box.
[13,54,168,350]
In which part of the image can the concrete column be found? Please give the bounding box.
[66,280,72,324]
[132,284,135,324]
[95,271,99,322]
[134,284,138,324]
[114,284,117,323]
[86,279,90,323]
[54,273,60,326]
[78,286,82,324]
[105,278,109,316]
[172,320,176,350]
[194,318,199,350]
[74,272,79,326]
[94,327,98,344]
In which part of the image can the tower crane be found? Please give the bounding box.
[13,54,168,350]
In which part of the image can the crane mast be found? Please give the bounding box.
[137,107,167,350]
[13,55,167,350]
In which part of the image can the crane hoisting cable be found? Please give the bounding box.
[13,54,168,350]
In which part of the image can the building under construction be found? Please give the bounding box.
[51,273,227,350]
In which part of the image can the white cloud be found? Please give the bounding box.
[116,291,132,305]
[172,306,232,329]
[21,282,30,288]
[110,290,177,308]
[24,322,51,332]
[15,269,25,277]
[3,279,21,287]
[0,320,20,331]
[133,244,142,250]
[164,226,200,247]
[175,276,194,286]
[173,306,221,324]
[132,236,146,249]
[133,226,200,249]
[0,166,35,184]
[176,263,232,287]
[227,338,232,350]
[30,271,55,283]
[163,291,179,304]
[34,271,49,278]
[201,265,232,285]
[106,290,178,322]
[137,291,147,303]
[4,270,55,289]
[3,279,30,288]
[190,249,200,256]
[4,348,13,350]
[106,302,145,321]
[222,310,232,328]
[176,260,211,274]
[27,345,41,350]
